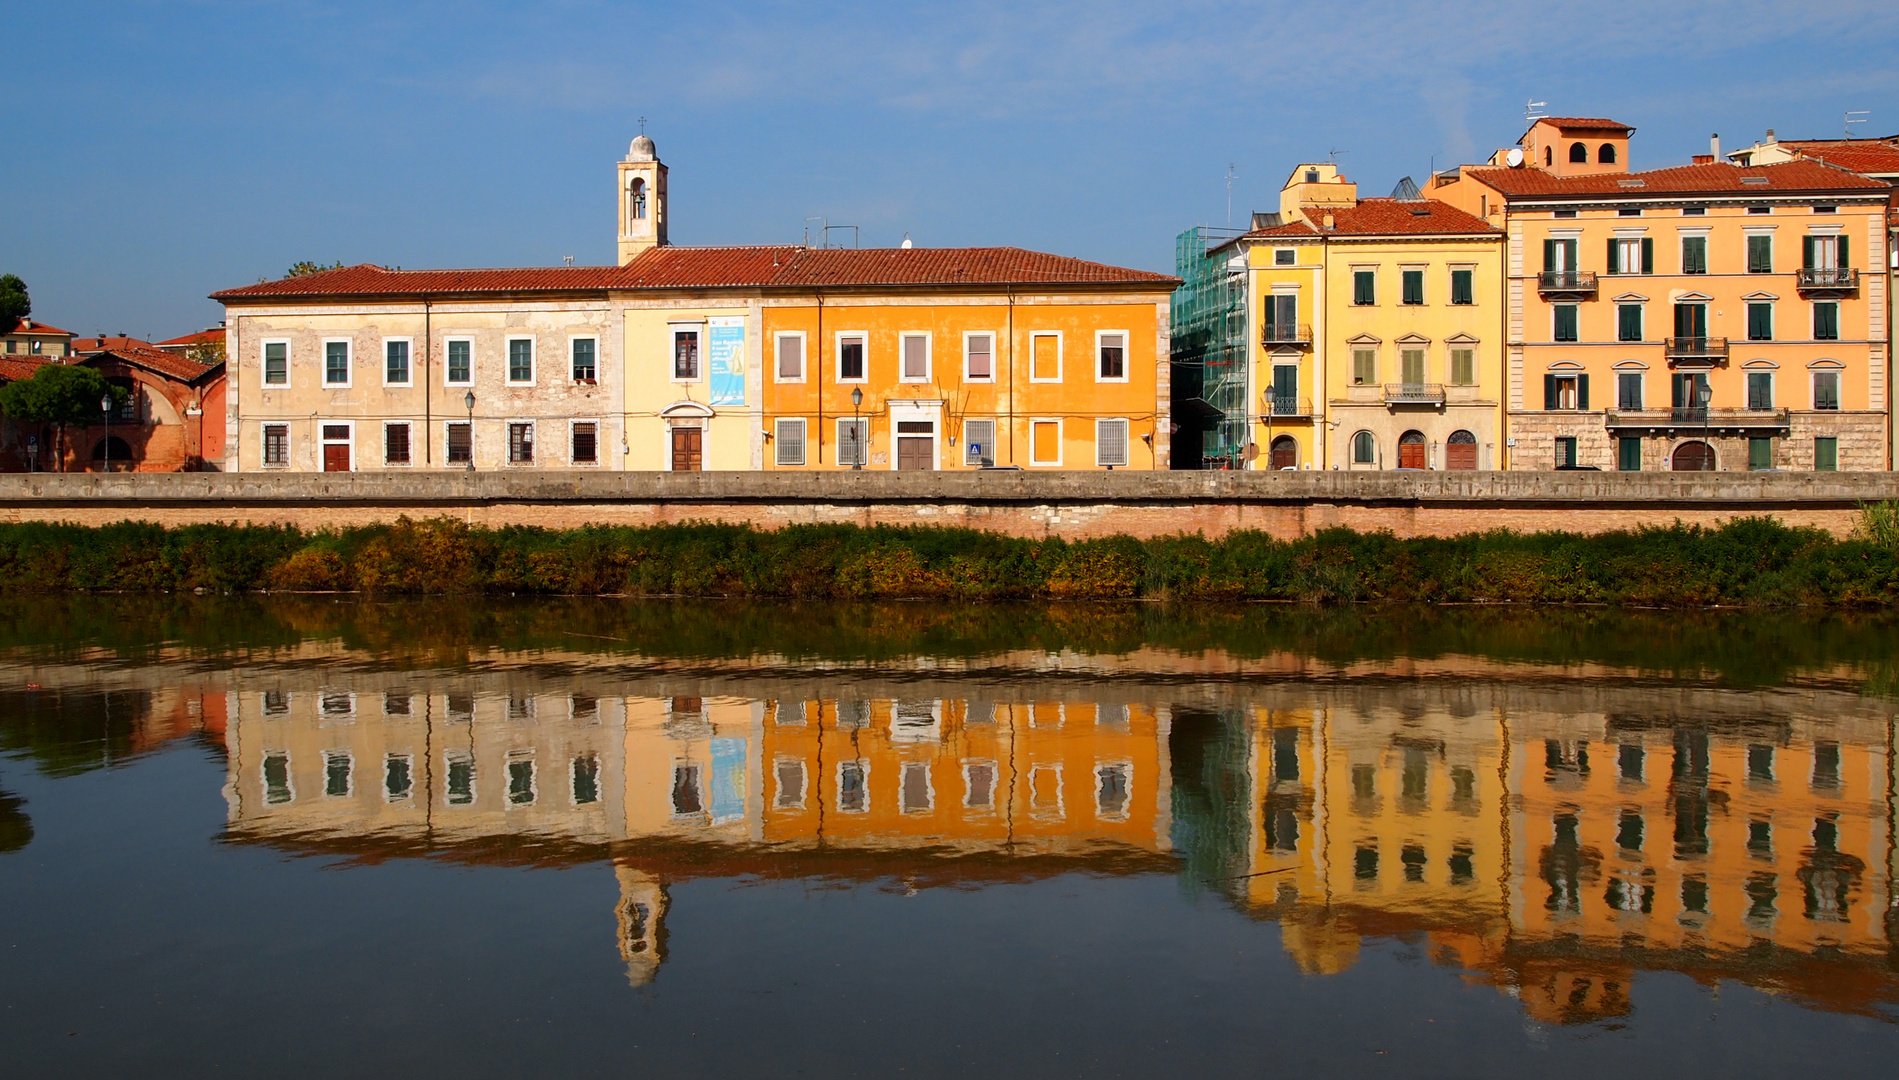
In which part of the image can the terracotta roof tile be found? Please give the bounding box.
[71,335,155,353]
[88,344,224,383]
[1777,139,1899,176]
[154,327,227,349]
[210,263,628,301]
[1238,198,1498,239]
[1533,117,1635,132]
[1467,158,1888,199]
[4,320,72,336]
[0,357,49,382]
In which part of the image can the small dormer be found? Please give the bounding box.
[1279,163,1358,217]
[1520,117,1634,177]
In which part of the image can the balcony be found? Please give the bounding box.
[1260,395,1314,419]
[1605,408,1790,432]
[1260,323,1313,348]
[1665,336,1729,362]
[1797,267,1859,294]
[1537,270,1597,297]
[1383,382,1446,405]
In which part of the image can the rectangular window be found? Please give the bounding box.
[384,422,411,465]
[384,339,410,385]
[1617,371,1644,411]
[507,422,533,464]
[1674,302,1708,340]
[672,329,700,380]
[1806,234,1842,269]
[671,765,702,815]
[774,759,807,809]
[1545,374,1587,411]
[1352,348,1376,385]
[1747,234,1773,273]
[900,762,933,814]
[1352,270,1375,305]
[774,418,806,466]
[1096,418,1129,467]
[1030,333,1061,381]
[324,340,350,386]
[324,751,352,798]
[964,419,996,467]
[1747,371,1773,410]
[444,751,475,805]
[1097,332,1126,381]
[1030,419,1061,466]
[964,333,993,381]
[446,422,471,464]
[1681,235,1708,274]
[385,755,413,801]
[1450,348,1474,386]
[837,761,868,813]
[263,752,293,803]
[1553,305,1579,342]
[900,333,930,382]
[775,333,804,381]
[1450,268,1473,305]
[263,341,288,386]
[1096,763,1131,819]
[572,757,600,805]
[1813,371,1840,410]
[1748,437,1773,470]
[1555,436,1578,468]
[1815,436,1838,471]
[571,338,596,381]
[1813,302,1839,340]
[446,338,471,384]
[1274,248,1295,265]
[1401,269,1424,305]
[508,338,534,383]
[964,761,997,809]
[837,333,865,381]
[571,421,598,464]
[1747,302,1773,341]
[837,418,867,466]
[1400,348,1426,385]
[263,423,289,466]
[1617,304,1643,342]
[1618,436,1642,471]
[1607,237,1651,274]
[507,757,535,806]
[1543,237,1578,271]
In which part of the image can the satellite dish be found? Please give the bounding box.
[1505,148,1525,168]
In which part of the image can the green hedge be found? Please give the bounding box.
[0,515,1895,606]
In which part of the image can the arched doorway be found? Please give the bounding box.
[1445,430,1478,471]
[1672,441,1715,471]
[91,436,133,470]
[1397,430,1427,470]
[1269,435,1297,471]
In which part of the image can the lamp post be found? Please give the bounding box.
[100,393,112,473]
[1698,379,1713,470]
[850,386,863,470]
[463,390,476,471]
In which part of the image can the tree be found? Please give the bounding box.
[0,274,28,333]
[285,261,343,278]
[184,339,226,366]
[0,364,123,472]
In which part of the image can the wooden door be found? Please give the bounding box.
[1445,430,1477,470]
[897,437,933,471]
[671,426,702,472]
[1397,432,1426,469]
[1269,436,1297,471]
[322,443,350,472]
[1672,441,1714,471]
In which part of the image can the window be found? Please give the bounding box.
[508,422,533,464]
[1617,304,1643,342]
[1552,209,1576,219]
[1553,305,1579,342]
[1450,269,1473,305]
[324,340,350,386]
[964,761,997,809]
[1747,372,1773,410]
[385,755,413,801]
[1681,236,1708,274]
[573,757,600,805]
[1618,436,1642,471]
[1815,436,1838,471]
[440,338,470,385]
[1682,206,1706,216]
[900,333,930,382]
[1304,168,1319,183]
[384,422,411,465]
[1401,269,1424,305]
[1673,302,1708,340]
[571,421,598,464]
[571,338,596,381]
[1748,206,1770,215]
[837,760,868,813]
[1030,419,1062,466]
[384,339,410,385]
[507,338,534,383]
[1748,302,1773,341]
[774,759,807,809]
[1545,146,1553,167]
[837,333,865,381]
[1813,371,1840,410]
[507,757,535,806]
[1352,348,1376,385]
[1542,237,1578,271]
[263,341,288,386]
[1804,234,1845,269]
[1569,142,1587,163]
[1096,418,1128,467]
[445,751,475,805]
[446,422,472,464]
[671,764,703,815]
[1555,436,1578,468]
[1274,248,1295,265]
[964,333,993,381]
[1096,763,1131,819]
[1351,430,1376,464]
[263,423,289,466]
[1608,237,1650,274]
[900,762,933,814]
[1813,302,1839,340]
[1598,143,1617,164]
[384,692,411,716]
[837,418,868,466]
[1030,332,1061,382]
[964,418,996,467]
[774,418,806,466]
[1748,437,1773,470]
[672,328,700,380]
[1617,207,1642,218]
[1352,269,1375,305]
[775,333,804,381]
[263,753,293,804]
[1617,371,1643,410]
[1544,373,1587,410]
[1400,348,1426,385]
[1097,332,1126,381]
[627,178,646,223]
[1450,348,1474,386]
[1747,234,1773,273]
[324,751,352,798]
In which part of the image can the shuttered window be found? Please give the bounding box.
[1095,419,1129,468]
[1747,372,1773,410]
[1813,302,1839,340]
[1401,270,1424,305]
[1450,269,1473,305]
[1618,437,1642,472]
[1748,437,1773,470]
[1352,348,1376,385]
[1617,372,1643,410]
[1813,371,1840,410]
[1814,437,1838,471]
[1450,348,1474,386]
[774,419,805,466]
[1617,304,1643,342]
[1747,235,1773,273]
[1681,236,1708,274]
[1400,349,1426,384]
[1747,303,1773,341]
[1353,270,1375,305]
[964,419,996,466]
[1553,305,1579,342]
[571,422,598,464]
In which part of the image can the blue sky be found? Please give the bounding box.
[6,0,1896,339]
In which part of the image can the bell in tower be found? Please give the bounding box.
[617,127,669,265]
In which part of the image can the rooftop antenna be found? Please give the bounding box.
[1327,148,1348,165]
[1525,99,1548,122]
[1844,110,1869,137]
[1224,162,1238,227]
[563,255,574,266]
[803,216,824,248]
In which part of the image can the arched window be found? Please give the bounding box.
[1351,430,1376,464]
[1544,146,1553,167]
[1598,143,1617,164]
[1569,142,1588,163]
[91,436,132,468]
[628,178,647,225]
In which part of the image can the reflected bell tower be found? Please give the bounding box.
[617,129,668,265]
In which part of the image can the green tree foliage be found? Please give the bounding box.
[284,261,344,278]
[0,365,125,472]
[0,274,29,330]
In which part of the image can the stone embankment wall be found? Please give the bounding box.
[2,471,1897,539]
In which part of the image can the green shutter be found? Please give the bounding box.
[1838,235,1849,268]
[1803,235,1815,269]
[1672,373,1687,408]
[1641,238,1654,274]
[1815,437,1838,471]
[1544,374,1558,410]
[1576,374,1589,411]
[1543,239,1555,272]
[1606,238,1619,274]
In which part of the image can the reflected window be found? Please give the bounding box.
[1617,743,1644,782]
[837,761,868,813]
[1681,876,1710,914]
[509,695,535,721]
[1747,818,1773,858]
[1616,811,1644,852]
[445,751,475,805]
[447,694,474,722]
[1265,804,1299,852]
[572,756,600,805]
[262,692,290,716]
[570,695,597,721]
[1096,763,1131,819]
[324,751,352,797]
[1747,743,1774,783]
[1605,874,1654,914]
[1450,766,1477,812]
[1029,764,1064,818]
[1097,703,1129,729]
[263,752,293,804]
[775,759,807,809]
[321,693,354,718]
[1270,728,1300,784]
[1400,748,1428,810]
[1543,812,1592,915]
[892,700,941,742]
[963,761,997,810]
[1448,844,1475,885]
[508,757,535,805]
[383,692,412,717]
[671,764,703,815]
[1031,703,1062,729]
[1351,764,1376,801]
[1354,844,1379,882]
[1811,742,1840,790]
[837,700,870,731]
[385,754,413,801]
[1745,872,1778,926]
[1545,739,1589,777]
[1401,844,1427,883]
[775,700,807,726]
[900,762,933,814]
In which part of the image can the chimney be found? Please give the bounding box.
[1322,212,1336,229]
[1766,128,1776,143]
[1693,154,1714,165]
[1710,133,1720,160]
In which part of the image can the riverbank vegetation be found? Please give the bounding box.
[1,510,1898,607]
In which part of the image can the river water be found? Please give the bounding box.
[1,598,1896,1077]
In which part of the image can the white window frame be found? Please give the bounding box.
[505,753,536,808]
[962,330,997,383]
[383,421,413,467]
[571,754,601,805]
[1094,329,1130,384]
[834,330,868,384]
[667,323,704,383]
[963,417,997,467]
[962,759,999,810]
[261,751,294,804]
[260,338,291,388]
[1028,331,1063,383]
[899,761,935,814]
[1028,762,1065,819]
[568,418,600,466]
[1811,367,1843,410]
[384,753,414,802]
[506,419,536,466]
[261,422,290,468]
[443,335,475,387]
[381,336,414,387]
[1029,417,1063,467]
[836,759,870,814]
[774,417,807,466]
[444,749,476,807]
[1095,417,1130,467]
[569,334,599,383]
[321,337,353,388]
[774,757,808,810]
[322,750,353,798]
[836,417,869,467]
[773,331,807,383]
[898,331,932,384]
[1095,760,1134,820]
[319,420,354,470]
[505,335,536,386]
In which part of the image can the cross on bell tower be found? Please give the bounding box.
[617,121,668,265]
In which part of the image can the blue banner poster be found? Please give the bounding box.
[709,736,747,823]
[708,317,746,406]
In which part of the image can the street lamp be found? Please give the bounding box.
[463,390,476,471]
[100,393,112,473]
[850,387,864,470]
[1697,379,1713,470]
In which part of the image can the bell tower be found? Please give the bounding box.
[617,127,668,265]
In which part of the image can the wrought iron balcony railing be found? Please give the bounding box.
[1664,336,1729,361]
[1537,270,1598,295]
[1605,407,1790,430]
[1383,382,1446,404]
[1260,396,1314,418]
[1260,323,1313,346]
[1797,267,1858,292]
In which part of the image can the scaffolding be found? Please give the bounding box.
[1170,226,1248,469]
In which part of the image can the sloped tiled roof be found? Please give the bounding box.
[88,344,224,383]
[154,327,227,349]
[1777,138,1899,177]
[1236,198,1498,241]
[210,264,629,300]
[1532,117,1635,132]
[71,335,155,353]
[0,357,49,382]
[4,319,72,337]
[1467,158,1888,199]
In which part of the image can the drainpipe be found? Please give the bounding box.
[816,291,824,466]
[1007,286,1016,464]
[423,298,432,466]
